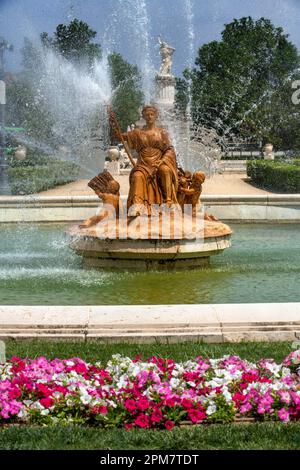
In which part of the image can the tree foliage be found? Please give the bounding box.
[176,17,300,149]
[6,79,54,141]
[41,18,101,70]
[108,52,144,131]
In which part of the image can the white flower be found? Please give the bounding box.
[282,367,291,377]
[32,402,44,410]
[265,362,281,375]
[206,404,217,415]
[70,370,81,378]
[80,394,92,405]
[214,369,225,377]
[117,375,128,389]
[170,378,180,389]
[41,409,50,416]
[23,400,33,407]
[187,381,196,387]
[209,359,219,368]
[205,379,224,388]
[17,408,28,419]
[222,387,232,402]
[68,384,77,391]
[107,400,117,408]
[65,361,75,366]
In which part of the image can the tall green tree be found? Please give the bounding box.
[6,79,54,141]
[177,17,300,148]
[21,37,43,82]
[108,52,144,131]
[41,19,102,71]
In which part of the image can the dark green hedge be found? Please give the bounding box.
[247,160,300,193]
[8,161,80,195]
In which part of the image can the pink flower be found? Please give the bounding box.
[1,407,10,419]
[240,403,252,414]
[291,392,300,406]
[151,408,163,423]
[40,397,54,408]
[182,398,193,409]
[165,397,176,407]
[74,363,88,375]
[36,383,52,397]
[257,405,266,414]
[98,406,107,414]
[124,423,134,430]
[11,357,26,373]
[165,420,175,430]
[278,408,290,422]
[137,397,149,411]
[8,388,21,400]
[124,399,136,412]
[54,385,68,395]
[278,391,291,405]
[233,392,245,404]
[135,413,150,428]
[242,371,259,383]
[90,405,107,414]
[188,409,206,423]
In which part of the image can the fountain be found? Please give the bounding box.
[67,41,232,270]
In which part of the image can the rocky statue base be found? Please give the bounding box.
[68,215,232,271]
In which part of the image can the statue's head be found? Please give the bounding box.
[192,171,206,185]
[142,105,159,122]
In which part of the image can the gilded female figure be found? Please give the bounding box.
[118,105,178,216]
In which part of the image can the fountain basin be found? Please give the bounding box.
[67,219,232,270]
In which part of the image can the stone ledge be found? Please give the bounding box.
[0,195,299,223]
[0,194,300,206]
[0,303,299,343]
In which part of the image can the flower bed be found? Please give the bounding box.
[1,351,300,429]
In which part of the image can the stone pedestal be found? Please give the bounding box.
[154,74,176,109]
[67,217,232,271]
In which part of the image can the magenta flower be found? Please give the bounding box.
[40,397,54,408]
[135,413,150,428]
[137,397,150,411]
[151,408,163,423]
[124,399,136,412]
[278,408,290,422]
[165,420,175,430]
[188,409,206,423]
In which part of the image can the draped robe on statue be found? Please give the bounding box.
[122,128,178,213]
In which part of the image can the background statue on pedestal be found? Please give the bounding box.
[157,36,175,76]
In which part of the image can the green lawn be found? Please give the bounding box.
[1,340,299,450]
[4,339,293,364]
[0,423,300,450]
